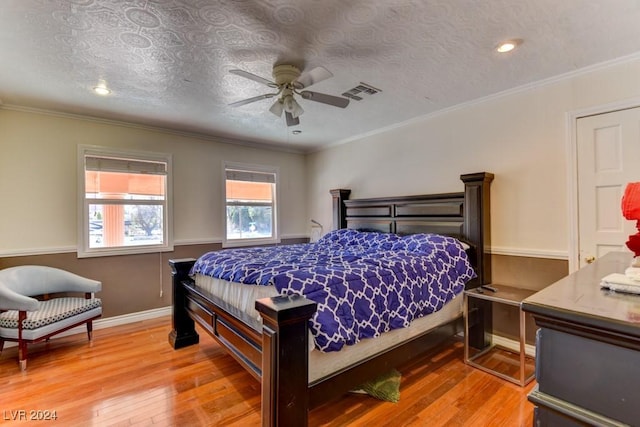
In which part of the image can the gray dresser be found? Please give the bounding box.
[522,252,640,426]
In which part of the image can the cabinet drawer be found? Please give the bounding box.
[536,328,640,425]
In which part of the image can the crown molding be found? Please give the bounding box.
[318,51,640,153]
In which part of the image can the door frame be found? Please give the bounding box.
[566,97,640,272]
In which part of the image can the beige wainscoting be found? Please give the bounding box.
[492,254,568,292]
[0,249,565,342]
[0,239,308,319]
[490,254,569,347]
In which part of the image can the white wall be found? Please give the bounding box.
[0,109,307,255]
[306,57,640,259]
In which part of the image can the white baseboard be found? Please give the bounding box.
[91,306,171,330]
[492,334,536,358]
[457,330,536,358]
[4,308,536,362]
[2,306,171,349]
[489,246,568,260]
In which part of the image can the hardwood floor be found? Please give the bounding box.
[0,317,535,426]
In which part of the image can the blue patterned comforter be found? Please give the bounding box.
[191,229,475,352]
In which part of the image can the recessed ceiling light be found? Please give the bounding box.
[496,39,522,53]
[93,85,111,96]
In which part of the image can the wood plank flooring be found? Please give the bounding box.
[0,317,535,426]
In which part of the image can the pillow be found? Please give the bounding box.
[391,233,437,253]
[392,233,469,254]
[456,237,472,251]
[351,230,400,251]
[317,229,400,250]
[316,228,362,245]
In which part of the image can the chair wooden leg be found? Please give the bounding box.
[0,338,4,353]
[87,321,93,341]
[18,340,28,371]
[18,310,28,370]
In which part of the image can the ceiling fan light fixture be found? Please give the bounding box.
[227,64,346,126]
[283,95,304,118]
[269,99,284,117]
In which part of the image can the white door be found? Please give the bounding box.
[577,107,640,268]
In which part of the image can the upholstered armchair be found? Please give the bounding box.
[0,266,102,370]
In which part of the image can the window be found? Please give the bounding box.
[224,162,278,247]
[78,146,172,257]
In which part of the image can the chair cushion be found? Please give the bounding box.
[0,298,102,330]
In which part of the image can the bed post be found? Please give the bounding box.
[168,258,200,349]
[330,189,351,230]
[256,295,317,427]
[460,172,494,286]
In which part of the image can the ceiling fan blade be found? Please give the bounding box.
[229,69,277,87]
[299,91,349,108]
[285,111,300,127]
[294,66,333,89]
[229,93,276,107]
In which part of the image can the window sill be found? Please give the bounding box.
[222,237,280,249]
[77,243,174,258]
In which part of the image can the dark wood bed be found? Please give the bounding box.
[168,172,493,426]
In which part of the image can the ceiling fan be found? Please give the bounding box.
[228,64,349,126]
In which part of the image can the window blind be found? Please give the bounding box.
[225,169,275,183]
[85,156,167,175]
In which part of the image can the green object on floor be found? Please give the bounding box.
[352,369,401,403]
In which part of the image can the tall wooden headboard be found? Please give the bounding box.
[330,172,493,288]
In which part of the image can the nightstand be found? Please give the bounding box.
[464,284,536,386]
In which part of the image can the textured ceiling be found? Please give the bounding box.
[2,0,640,152]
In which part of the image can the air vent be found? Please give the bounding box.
[342,82,381,101]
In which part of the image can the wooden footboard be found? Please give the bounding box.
[169,259,464,425]
[169,259,263,379]
[169,172,493,426]
[169,259,317,425]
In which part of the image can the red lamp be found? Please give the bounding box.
[622,182,640,258]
